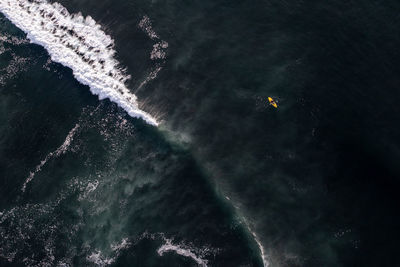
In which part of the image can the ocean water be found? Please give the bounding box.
[1,0,400,266]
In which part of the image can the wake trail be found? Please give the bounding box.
[0,0,158,126]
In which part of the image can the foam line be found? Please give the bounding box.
[250,230,269,267]
[241,218,269,267]
[22,124,79,192]
[0,0,158,126]
[157,239,208,267]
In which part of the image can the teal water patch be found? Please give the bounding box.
[0,103,261,266]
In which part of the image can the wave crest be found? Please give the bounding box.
[0,0,158,125]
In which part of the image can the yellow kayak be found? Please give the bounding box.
[268,97,278,108]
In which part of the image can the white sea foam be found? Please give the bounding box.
[157,239,208,267]
[87,251,114,267]
[251,230,269,267]
[0,0,158,126]
[241,218,269,267]
[141,232,211,267]
[137,15,168,90]
[0,34,30,84]
[22,123,80,192]
[0,53,28,85]
[85,180,99,193]
[77,179,99,201]
[150,41,168,60]
[138,15,168,61]
[0,196,72,265]
[0,33,29,46]
[87,238,131,266]
[111,237,131,252]
[138,16,159,40]
[138,66,162,89]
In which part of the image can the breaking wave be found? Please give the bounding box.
[0,0,158,126]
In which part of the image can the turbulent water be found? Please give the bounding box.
[0,0,157,125]
[1,0,400,266]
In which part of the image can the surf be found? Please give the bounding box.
[0,0,158,126]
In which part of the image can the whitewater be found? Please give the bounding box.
[0,1,271,266]
[0,0,158,126]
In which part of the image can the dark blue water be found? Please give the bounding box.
[1,0,400,266]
